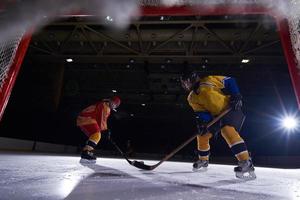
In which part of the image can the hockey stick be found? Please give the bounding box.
[109,137,146,168]
[131,108,232,170]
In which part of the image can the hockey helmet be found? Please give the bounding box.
[180,71,199,91]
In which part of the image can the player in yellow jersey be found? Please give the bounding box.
[180,71,255,179]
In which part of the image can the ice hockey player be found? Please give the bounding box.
[76,96,121,163]
[180,72,256,179]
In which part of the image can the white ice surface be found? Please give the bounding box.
[0,152,300,200]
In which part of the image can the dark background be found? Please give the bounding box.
[0,14,299,160]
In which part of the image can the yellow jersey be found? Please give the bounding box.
[187,76,230,116]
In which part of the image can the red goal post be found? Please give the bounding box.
[0,0,300,121]
[0,32,31,121]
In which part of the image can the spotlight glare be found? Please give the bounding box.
[281,116,298,130]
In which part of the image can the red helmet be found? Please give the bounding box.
[110,96,121,109]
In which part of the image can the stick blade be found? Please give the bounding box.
[131,161,154,170]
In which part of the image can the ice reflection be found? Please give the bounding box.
[58,170,93,198]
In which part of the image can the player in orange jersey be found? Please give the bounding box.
[77,96,121,162]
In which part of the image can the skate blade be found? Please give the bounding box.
[80,158,96,164]
[192,167,208,172]
[235,171,256,180]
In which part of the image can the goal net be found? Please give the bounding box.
[288,0,300,69]
[0,32,24,92]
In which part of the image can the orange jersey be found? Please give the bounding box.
[77,101,111,131]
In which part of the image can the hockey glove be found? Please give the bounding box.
[196,123,208,135]
[195,117,209,135]
[230,94,243,110]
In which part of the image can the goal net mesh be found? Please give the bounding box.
[288,0,300,69]
[0,31,25,91]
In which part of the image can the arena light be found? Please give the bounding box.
[281,116,298,130]
[112,89,117,93]
[275,112,300,133]
[166,58,172,63]
[241,59,250,63]
[66,58,73,63]
[105,16,114,22]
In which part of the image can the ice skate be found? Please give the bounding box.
[192,160,208,172]
[234,159,256,180]
[80,150,97,164]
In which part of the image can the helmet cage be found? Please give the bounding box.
[109,96,121,110]
[180,72,199,91]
